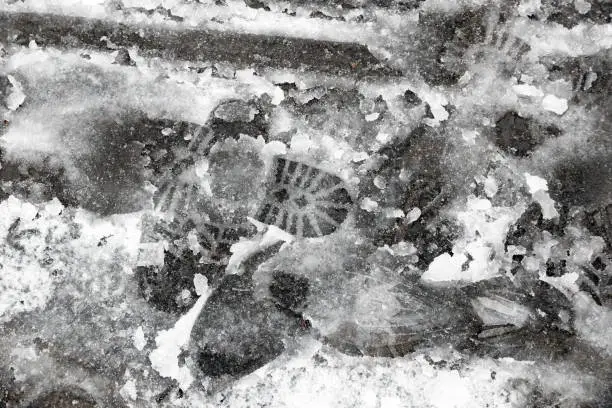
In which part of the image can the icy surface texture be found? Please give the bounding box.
[1,0,611,407]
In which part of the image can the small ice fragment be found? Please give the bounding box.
[383,208,404,218]
[187,230,202,255]
[399,168,412,182]
[512,84,543,98]
[376,132,391,143]
[405,207,421,223]
[161,128,175,136]
[421,252,468,283]
[391,241,417,256]
[352,151,369,162]
[461,129,478,145]
[471,296,532,327]
[458,71,472,85]
[533,190,559,219]
[542,95,568,115]
[225,223,293,275]
[133,326,147,351]
[582,72,598,91]
[360,198,379,212]
[179,289,192,301]
[373,176,386,189]
[365,112,379,122]
[137,242,166,267]
[524,173,548,194]
[43,198,64,216]
[470,198,492,211]
[6,76,25,111]
[149,286,212,389]
[119,379,138,401]
[194,158,210,177]
[524,173,559,219]
[193,274,208,296]
[484,176,498,197]
[574,0,591,14]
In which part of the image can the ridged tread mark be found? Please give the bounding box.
[483,18,530,60]
[198,221,257,261]
[255,157,353,238]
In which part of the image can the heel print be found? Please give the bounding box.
[256,158,353,238]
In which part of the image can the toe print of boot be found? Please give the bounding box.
[255,158,353,238]
[153,178,201,217]
[198,222,257,262]
[474,5,532,71]
[483,22,530,61]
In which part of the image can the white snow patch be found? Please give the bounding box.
[132,326,147,351]
[194,273,209,296]
[484,176,498,198]
[383,208,405,218]
[225,222,293,275]
[405,207,422,224]
[471,296,532,327]
[421,252,469,283]
[149,278,212,389]
[351,151,369,162]
[512,83,544,98]
[373,175,387,189]
[461,129,478,145]
[390,241,418,256]
[471,198,493,211]
[542,95,568,115]
[435,196,525,284]
[525,173,548,194]
[5,75,26,111]
[376,132,392,144]
[119,378,138,401]
[365,112,379,122]
[574,0,591,14]
[524,173,559,219]
[427,371,472,408]
[360,197,379,212]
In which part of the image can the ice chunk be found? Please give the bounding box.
[524,173,548,194]
[524,173,559,219]
[421,253,468,283]
[542,95,568,115]
[360,198,379,212]
[132,326,147,351]
[149,277,212,389]
[512,84,544,98]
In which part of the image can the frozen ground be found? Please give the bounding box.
[1,0,611,407]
